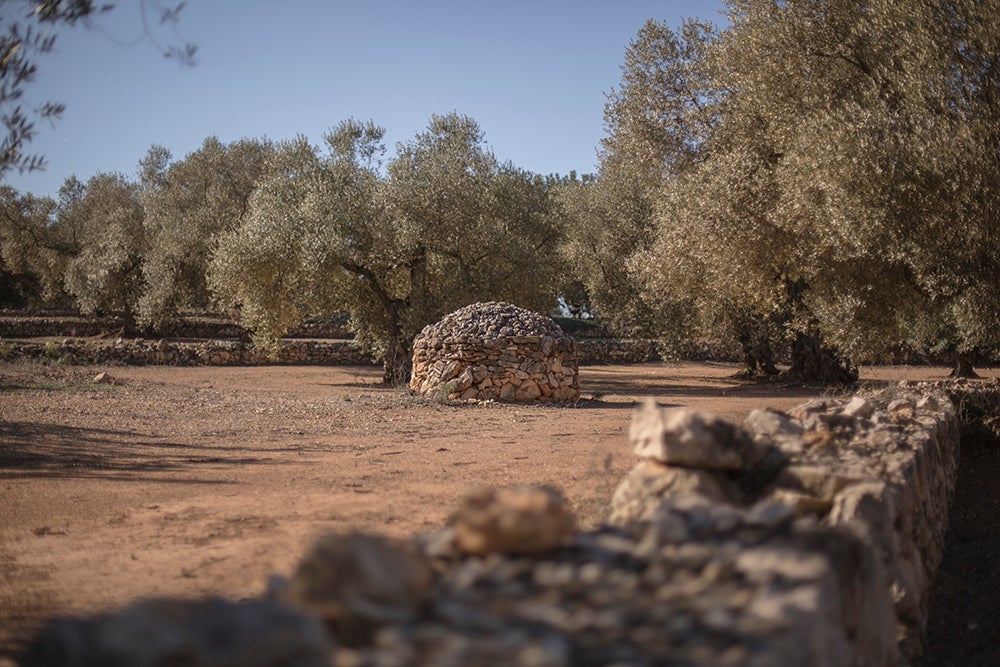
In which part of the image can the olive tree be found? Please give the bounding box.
[554,174,684,340]
[138,137,271,330]
[601,18,721,189]
[0,184,64,306]
[709,0,1000,377]
[610,0,998,380]
[595,17,784,373]
[210,113,561,385]
[552,19,721,355]
[62,173,146,322]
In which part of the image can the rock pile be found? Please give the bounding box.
[26,488,896,667]
[410,302,579,403]
[397,498,896,667]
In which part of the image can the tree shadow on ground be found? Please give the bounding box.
[579,375,834,405]
[0,421,287,482]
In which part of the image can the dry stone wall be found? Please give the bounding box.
[575,338,662,364]
[23,381,1000,666]
[410,302,580,403]
[0,311,742,368]
[0,311,352,340]
[0,336,662,369]
[611,383,967,662]
[0,338,372,366]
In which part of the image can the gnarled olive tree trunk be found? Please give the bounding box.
[382,335,413,386]
[782,331,858,385]
[736,329,779,378]
[949,351,981,379]
[380,300,413,387]
[729,308,780,379]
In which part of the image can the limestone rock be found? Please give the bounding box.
[887,399,916,422]
[842,396,875,420]
[609,460,739,527]
[630,401,761,470]
[22,597,332,667]
[452,485,575,556]
[744,408,804,453]
[515,379,542,401]
[777,465,863,502]
[282,532,432,645]
[761,487,833,517]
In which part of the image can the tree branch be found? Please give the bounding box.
[340,259,395,310]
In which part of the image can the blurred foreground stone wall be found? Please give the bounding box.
[24,381,1000,666]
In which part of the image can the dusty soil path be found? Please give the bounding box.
[0,361,985,662]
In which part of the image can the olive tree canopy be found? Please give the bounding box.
[607,0,1000,380]
[138,137,271,330]
[61,172,146,321]
[0,184,62,306]
[210,113,561,385]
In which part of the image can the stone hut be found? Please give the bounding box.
[410,302,580,403]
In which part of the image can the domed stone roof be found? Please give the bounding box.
[416,302,567,343]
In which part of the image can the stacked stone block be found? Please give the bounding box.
[410,302,580,403]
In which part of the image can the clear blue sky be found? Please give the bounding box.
[8,1,725,198]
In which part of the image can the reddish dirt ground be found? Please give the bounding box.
[0,360,992,663]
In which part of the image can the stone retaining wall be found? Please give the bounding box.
[575,338,661,364]
[0,311,741,367]
[0,313,353,340]
[610,383,966,663]
[0,338,373,366]
[0,337,684,368]
[25,381,998,666]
